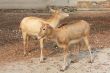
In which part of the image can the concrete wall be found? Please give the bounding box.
[77,0,107,1]
[49,0,77,6]
[0,0,78,9]
[0,0,48,9]
[0,0,108,9]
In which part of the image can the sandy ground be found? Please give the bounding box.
[0,11,110,73]
[0,48,110,73]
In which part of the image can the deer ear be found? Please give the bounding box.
[40,21,49,25]
[47,24,52,29]
[40,21,47,29]
[50,8,56,13]
[58,8,62,12]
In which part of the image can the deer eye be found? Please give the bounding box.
[43,28,45,30]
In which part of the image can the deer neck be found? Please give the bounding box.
[47,28,57,40]
[46,15,60,28]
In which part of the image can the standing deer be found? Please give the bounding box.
[38,20,93,71]
[20,9,69,62]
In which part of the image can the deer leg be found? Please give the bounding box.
[81,40,87,51]
[61,45,71,71]
[39,38,45,62]
[73,43,79,63]
[26,35,30,54]
[83,36,93,63]
[22,32,27,56]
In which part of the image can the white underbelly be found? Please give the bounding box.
[27,32,38,40]
[69,38,82,45]
[28,32,38,36]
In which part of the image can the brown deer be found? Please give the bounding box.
[20,9,69,62]
[38,20,93,71]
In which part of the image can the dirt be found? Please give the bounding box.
[0,48,110,73]
[0,10,110,73]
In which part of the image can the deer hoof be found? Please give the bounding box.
[88,59,93,63]
[60,65,68,71]
[40,61,45,63]
[60,69,65,72]
[71,59,78,63]
[23,53,27,56]
[88,58,94,63]
[40,57,46,63]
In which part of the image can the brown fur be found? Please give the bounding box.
[20,9,69,62]
[38,20,93,71]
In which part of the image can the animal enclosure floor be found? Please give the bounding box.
[0,11,110,73]
[0,48,110,73]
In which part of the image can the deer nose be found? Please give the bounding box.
[66,13,69,17]
[37,36,41,40]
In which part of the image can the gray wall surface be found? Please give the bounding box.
[0,0,108,9]
[0,0,48,9]
[49,0,77,6]
[0,0,77,9]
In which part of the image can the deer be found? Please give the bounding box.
[38,20,93,71]
[20,9,69,62]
